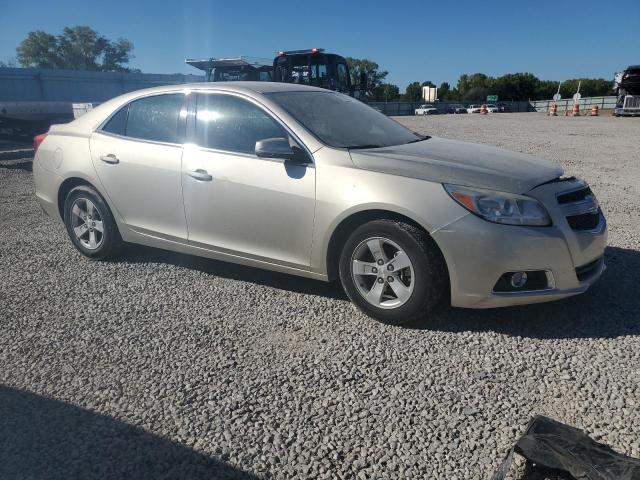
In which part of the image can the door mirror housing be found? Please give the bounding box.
[255,137,295,160]
[255,137,309,164]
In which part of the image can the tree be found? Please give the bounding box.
[492,72,538,101]
[560,78,613,98]
[346,58,388,98]
[16,26,134,72]
[456,73,493,100]
[438,82,451,100]
[403,81,423,101]
[0,58,17,68]
[102,39,134,72]
[16,31,59,69]
[372,83,400,102]
[535,80,559,101]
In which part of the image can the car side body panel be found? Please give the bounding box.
[310,147,467,276]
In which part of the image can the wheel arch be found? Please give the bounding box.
[57,176,103,220]
[325,208,449,289]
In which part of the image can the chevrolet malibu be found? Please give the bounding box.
[33,83,607,325]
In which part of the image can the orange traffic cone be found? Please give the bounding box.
[591,105,599,116]
[571,103,580,116]
[548,103,557,116]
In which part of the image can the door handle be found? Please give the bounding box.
[100,154,119,164]
[188,169,213,181]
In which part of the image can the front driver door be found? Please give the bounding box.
[89,93,188,241]
[181,92,315,269]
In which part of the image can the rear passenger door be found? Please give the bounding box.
[89,93,188,241]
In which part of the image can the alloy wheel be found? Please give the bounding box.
[351,237,415,309]
[70,198,104,250]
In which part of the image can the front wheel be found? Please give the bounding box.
[338,220,447,325]
[63,185,122,260]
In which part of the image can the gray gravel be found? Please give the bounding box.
[1,113,639,479]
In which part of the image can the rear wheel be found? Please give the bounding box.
[338,219,447,325]
[63,185,122,260]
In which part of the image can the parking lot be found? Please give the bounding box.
[1,113,639,479]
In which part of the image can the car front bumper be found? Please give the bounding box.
[432,178,607,308]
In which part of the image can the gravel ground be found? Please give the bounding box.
[1,113,639,479]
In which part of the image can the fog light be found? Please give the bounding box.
[493,270,550,293]
[510,271,528,288]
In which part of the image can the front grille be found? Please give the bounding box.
[575,257,603,282]
[557,187,592,205]
[556,184,602,231]
[567,210,601,230]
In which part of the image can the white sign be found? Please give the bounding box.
[573,93,581,102]
[553,93,561,101]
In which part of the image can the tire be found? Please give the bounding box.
[63,185,122,260]
[338,219,447,326]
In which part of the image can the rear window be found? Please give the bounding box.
[126,94,186,143]
[101,93,186,144]
[102,106,128,135]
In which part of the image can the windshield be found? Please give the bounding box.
[266,91,422,148]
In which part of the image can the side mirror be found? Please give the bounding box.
[256,137,309,164]
[255,137,295,160]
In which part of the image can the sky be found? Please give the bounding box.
[1,0,639,90]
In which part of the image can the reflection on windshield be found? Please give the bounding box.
[266,91,423,148]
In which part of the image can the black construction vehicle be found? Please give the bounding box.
[186,48,367,99]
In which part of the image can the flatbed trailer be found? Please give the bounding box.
[185,57,273,82]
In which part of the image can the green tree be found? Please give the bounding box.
[535,80,559,100]
[16,26,134,71]
[0,58,17,68]
[403,81,423,101]
[102,38,134,72]
[457,73,493,100]
[493,72,538,101]
[560,78,613,98]
[16,31,59,68]
[438,82,451,100]
[345,57,388,98]
[372,83,400,102]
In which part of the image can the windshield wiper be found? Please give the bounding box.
[345,144,382,150]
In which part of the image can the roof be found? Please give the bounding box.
[62,82,331,134]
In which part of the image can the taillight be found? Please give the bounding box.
[33,133,47,152]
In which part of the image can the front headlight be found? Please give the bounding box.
[444,184,551,226]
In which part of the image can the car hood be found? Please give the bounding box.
[349,137,563,194]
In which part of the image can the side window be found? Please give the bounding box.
[102,105,128,135]
[195,94,288,154]
[337,63,349,91]
[124,94,186,143]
